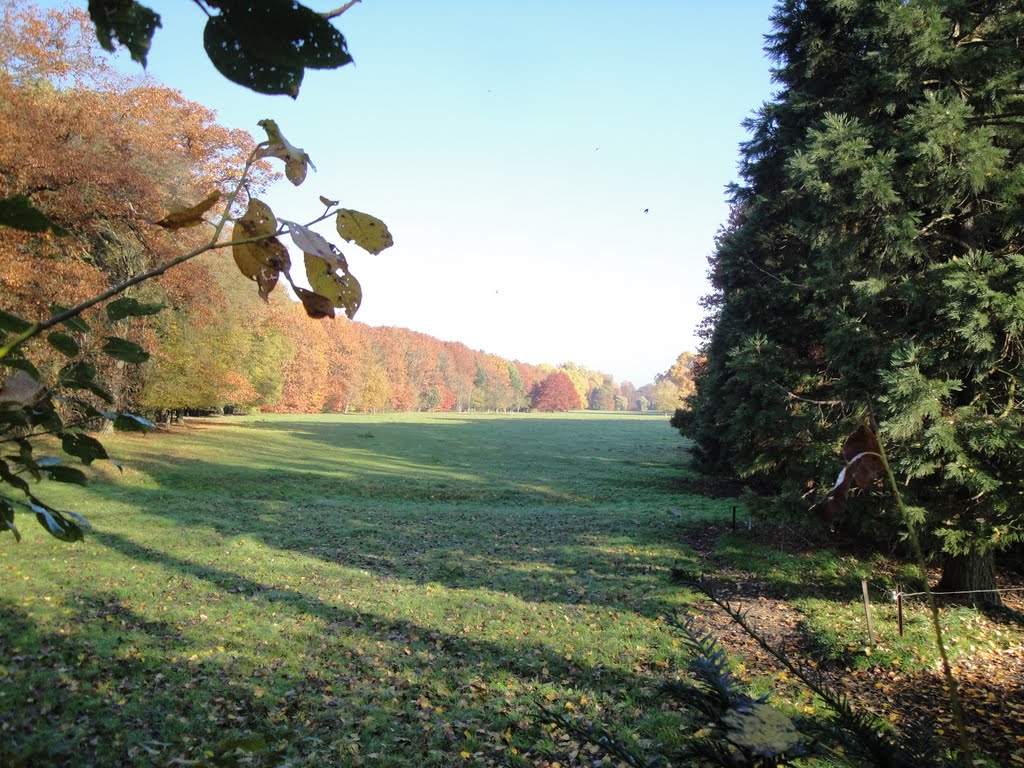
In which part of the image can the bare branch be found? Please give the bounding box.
[322,0,362,20]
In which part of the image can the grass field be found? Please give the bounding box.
[2,412,1021,766]
[1,412,724,766]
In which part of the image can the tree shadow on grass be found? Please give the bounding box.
[78,416,720,620]
[2,527,692,767]
[85,473,713,620]
[140,415,688,508]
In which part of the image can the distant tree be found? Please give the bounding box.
[471,361,489,411]
[650,379,682,413]
[357,363,390,413]
[617,381,639,411]
[588,379,615,411]
[274,308,332,413]
[664,351,699,402]
[507,362,529,411]
[531,371,581,412]
[556,362,591,407]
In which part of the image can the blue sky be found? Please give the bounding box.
[49,1,778,385]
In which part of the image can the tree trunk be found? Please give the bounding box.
[938,547,1001,608]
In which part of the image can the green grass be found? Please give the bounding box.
[2,412,728,766]
[6,412,1020,766]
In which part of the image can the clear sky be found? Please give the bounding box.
[47,1,778,385]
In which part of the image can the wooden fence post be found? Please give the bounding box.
[896,585,904,637]
[862,579,875,645]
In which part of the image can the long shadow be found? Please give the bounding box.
[1,530,690,765]
[87,469,706,617]
[78,416,715,618]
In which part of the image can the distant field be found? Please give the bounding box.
[1,412,726,766]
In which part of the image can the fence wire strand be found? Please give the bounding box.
[895,586,1024,599]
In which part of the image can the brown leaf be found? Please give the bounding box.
[232,199,286,282]
[295,287,335,319]
[155,190,222,229]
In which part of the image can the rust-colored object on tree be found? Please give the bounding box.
[811,421,884,529]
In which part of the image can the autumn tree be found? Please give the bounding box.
[0,2,277,420]
[682,0,1024,601]
[617,381,639,411]
[663,351,699,402]
[650,379,682,413]
[532,371,581,412]
[0,1,392,543]
[588,377,615,411]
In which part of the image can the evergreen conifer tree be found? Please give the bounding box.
[683,0,1024,601]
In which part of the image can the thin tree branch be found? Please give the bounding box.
[322,0,362,20]
[782,388,844,407]
[746,257,809,289]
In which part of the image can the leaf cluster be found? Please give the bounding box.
[88,0,354,96]
[0,294,157,544]
[229,120,393,319]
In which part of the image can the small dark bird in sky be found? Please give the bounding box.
[643,208,649,214]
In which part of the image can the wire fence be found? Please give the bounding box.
[895,586,1024,599]
[888,584,1024,637]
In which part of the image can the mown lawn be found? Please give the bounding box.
[4,412,1022,767]
[1,412,724,766]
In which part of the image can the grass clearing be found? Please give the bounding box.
[2,412,726,766]
[3,412,1021,766]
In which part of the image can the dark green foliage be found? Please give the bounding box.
[101,336,150,363]
[0,194,69,236]
[0,307,154,544]
[87,0,161,66]
[106,297,164,322]
[0,309,35,335]
[85,1,354,97]
[203,1,353,97]
[46,332,80,358]
[683,0,1024,594]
